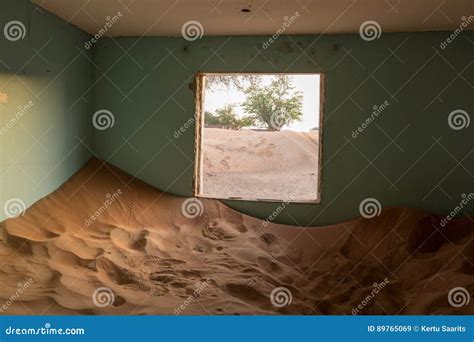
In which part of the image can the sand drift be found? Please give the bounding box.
[201,128,319,201]
[0,158,472,315]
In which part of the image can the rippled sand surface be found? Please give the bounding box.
[0,158,472,315]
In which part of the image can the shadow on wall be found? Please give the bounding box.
[0,0,93,220]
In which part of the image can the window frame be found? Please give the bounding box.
[193,72,325,204]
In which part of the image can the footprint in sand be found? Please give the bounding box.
[202,226,235,241]
[220,158,230,170]
[251,137,266,148]
[264,150,273,157]
[97,257,148,288]
[204,156,213,169]
[110,228,148,252]
[202,220,241,241]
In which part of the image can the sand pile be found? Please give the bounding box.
[202,128,319,201]
[0,158,472,315]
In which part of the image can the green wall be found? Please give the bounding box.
[92,33,474,226]
[1,1,472,226]
[0,0,93,220]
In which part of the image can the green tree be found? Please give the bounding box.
[242,76,303,131]
[205,75,262,91]
[205,105,254,130]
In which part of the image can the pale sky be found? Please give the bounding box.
[203,74,320,132]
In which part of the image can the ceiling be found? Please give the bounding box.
[32,0,474,36]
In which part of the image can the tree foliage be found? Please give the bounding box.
[204,105,254,130]
[242,76,303,131]
[205,75,262,91]
[204,75,304,131]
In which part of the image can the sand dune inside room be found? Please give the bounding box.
[0,159,472,315]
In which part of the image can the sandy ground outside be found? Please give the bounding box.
[0,158,472,315]
[201,128,320,202]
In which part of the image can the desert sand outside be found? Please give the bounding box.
[0,158,472,315]
[201,128,320,201]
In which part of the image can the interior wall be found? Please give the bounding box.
[2,1,472,226]
[0,0,93,220]
[92,32,473,226]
